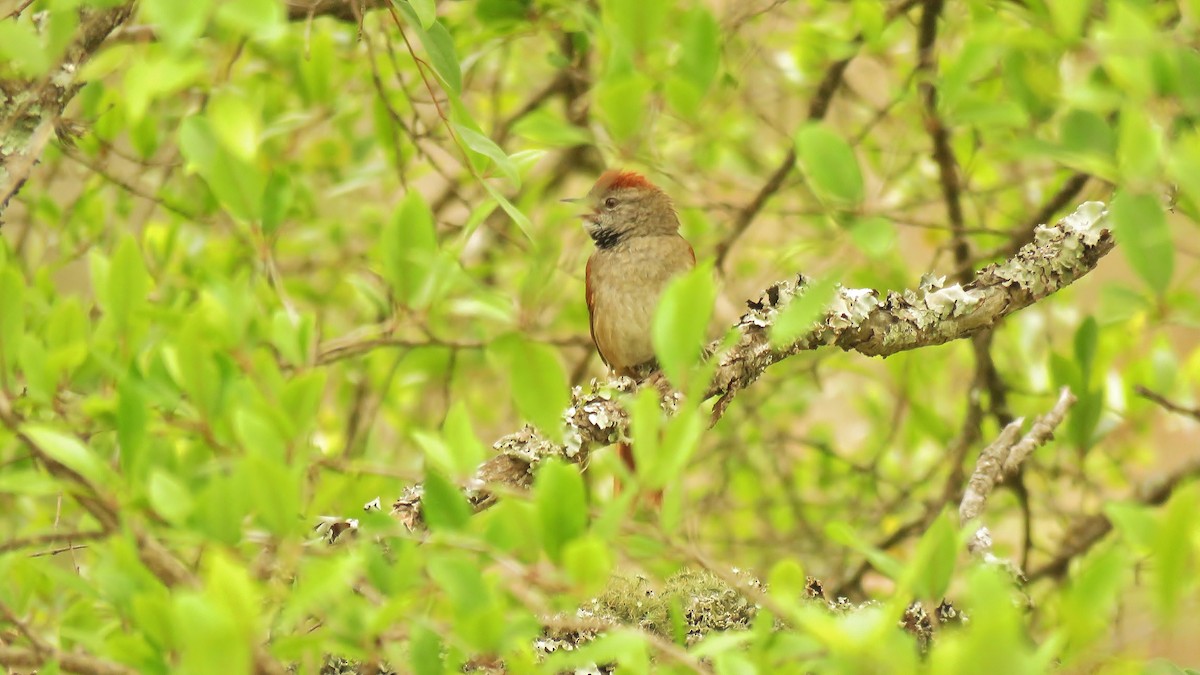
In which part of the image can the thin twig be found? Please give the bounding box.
[1135,385,1200,422]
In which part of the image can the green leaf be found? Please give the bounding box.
[406,0,437,29]
[767,558,807,599]
[108,234,150,333]
[498,336,569,436]
[678,8,719,93]
[442,401,486,475]
[536,460,588,561]
[1111,191,1173,295]
[141,0,212,52]
[604,0,668,54]
[480,180,534,240]
[1153,484,1197,618]
[148,469,195,524]
[627,387,663,482]
[179,115,265,221]
[1117,105,1161,183]
[1073,316,1098,387]
[23,425,109,487]
[0,267,26,382]
[206,91,260,162]
[261,171,294,235]
[395,2,462,94]
[563,535,614,595]
[380,190,439,307]
[422,470,471,531]
[214,0,284,41]
[409,624,444,674]
[905,510,959,599]
[1104,502,1158,552]
[770,277,837,349]
[794,124,864,206]
[510,109,593,147]
[1059,109,1115,172]
[847,216,896,258]
[651,263,716,389]
[1047,0,1091,41]
[117,377,148,478]
[453,123,519,185]
[595,73,652,143]
[826,521,905,581]
[0,21,51,76]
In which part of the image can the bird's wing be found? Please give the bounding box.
[584,255,611,369]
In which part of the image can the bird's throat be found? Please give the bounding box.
[588,225,624,250]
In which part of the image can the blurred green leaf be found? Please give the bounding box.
[0,267,25,382]
[1111,191,1173,295]
[596,73,652,143]
[214,0,284,41]
[142,0,212,52]
[453,123,519,185]
[770,277,837,349]
[1153,484,1197,618]
[536,460,588,561]
[422,470,471,531]
[1073,316,1098,386]
[395,2,462,94]
[0,20,52,76]
[652,263,716,389]
[847,216,895,258]
[108,234,150,334]
[1047,0,1091,41]
[179,115,265,221]
[563,535,613,595]
[1117,105,1161,183]
[678,8,719,94]
[905,510,958,600]
[794,124,864,206]
[23,425,109,487]
[117,376,148,478]
[148,469,195,524]
[380,190,438,307]
[404,0,437,29]
[494,335,569,437]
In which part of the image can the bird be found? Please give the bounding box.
[565,169,696,499]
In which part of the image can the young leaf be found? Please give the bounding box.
[794,124,864,206]
[499,336,569,437]
[380,190,438,307]
[108,234,150,333]
[536,460,588,561]
[394,2,461,94]
[0,267,25,381]
[770,276,837,349]
[1110,191,1173,295]
[23,425,109,487]
[453,123,519,185]
[422,470,471,531]
[651,263,716,389]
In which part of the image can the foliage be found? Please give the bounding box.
[1,0,1199,673]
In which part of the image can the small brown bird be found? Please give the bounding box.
[566,170,695,492]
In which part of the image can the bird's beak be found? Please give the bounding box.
[560,197,582,204]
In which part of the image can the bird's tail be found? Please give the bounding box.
[614,441,662,508]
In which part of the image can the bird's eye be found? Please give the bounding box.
[604,197,619,209]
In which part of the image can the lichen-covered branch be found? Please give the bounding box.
[0,4,135,217]
[958,387,1076,567]
[340,202,1115,535]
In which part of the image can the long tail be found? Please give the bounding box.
[614,441,662,508]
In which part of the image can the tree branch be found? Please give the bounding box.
[1,4,136,218]
[713,0,923,271]
[959,387,1076,567]
[1027,453,1200,583]
[347,201,1115,534]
